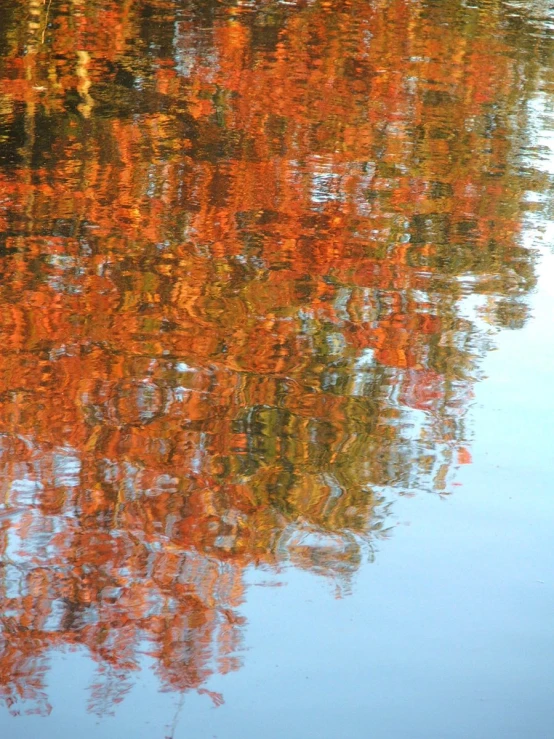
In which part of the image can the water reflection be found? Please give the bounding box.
[0,0,552,721]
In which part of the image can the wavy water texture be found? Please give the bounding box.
[0,0,552,718]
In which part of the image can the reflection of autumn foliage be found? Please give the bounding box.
[0,0,550,718]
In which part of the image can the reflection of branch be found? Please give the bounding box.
[166,691,185,739]
[0,507,26,523]
[41,0,53,44]
[198,687,224,707]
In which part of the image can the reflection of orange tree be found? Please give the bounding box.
[0,0,550,719]
[0,418,386,716]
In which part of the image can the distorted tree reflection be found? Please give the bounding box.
[0,0,551,717]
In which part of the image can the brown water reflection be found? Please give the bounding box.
[0,0,552,720]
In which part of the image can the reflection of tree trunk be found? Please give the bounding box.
[72,0,94,118]
[23,99,36,225]
[77,50,95,119]
[24,0,40,230]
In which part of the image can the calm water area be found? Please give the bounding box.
[0,0,553,737]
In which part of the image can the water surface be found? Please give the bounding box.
[0,0,552,736]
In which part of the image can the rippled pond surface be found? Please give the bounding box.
[0,0,553,736]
